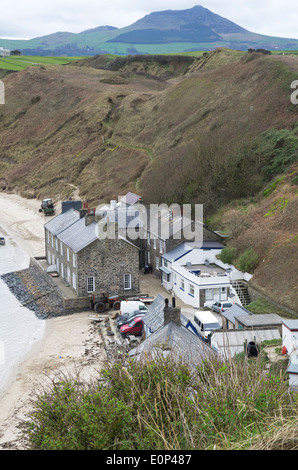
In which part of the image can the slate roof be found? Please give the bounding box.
[129,316,215,366]
[119,192,142,206]
[222,303,253,326]
[235,313,283,327]
[44,208,80,236]
[143,294,191,334]
[162,241,224,262]
[57,216,98,253]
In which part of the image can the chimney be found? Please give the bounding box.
[85,208,96,226]
[163,297,181,327]
[79,208,88,219]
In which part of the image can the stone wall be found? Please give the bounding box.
[76,236,140,297]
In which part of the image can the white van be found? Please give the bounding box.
[194,311,221,341]
[119,300,148,315]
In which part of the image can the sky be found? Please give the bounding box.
[1,0,297,40]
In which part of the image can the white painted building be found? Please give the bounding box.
[160,241,252,309]
[282,319,298,390]
[0,47,10,57]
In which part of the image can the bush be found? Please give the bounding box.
[24,351,295,450]
[219,246,236,264]
[238,248,259,273]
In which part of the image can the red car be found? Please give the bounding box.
[120,316,144,338]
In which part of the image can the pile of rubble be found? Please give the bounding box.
[88,312,141,360]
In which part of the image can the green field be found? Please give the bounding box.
[0,55,86,71]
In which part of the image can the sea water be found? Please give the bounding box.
[0,231,46,392]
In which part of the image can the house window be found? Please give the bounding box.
[67,267,71,283]
[180,278,185,291]
[155,256,159,270]
[61,263,64,279]
[60,241,63,256]
[124,274,132,290]
[205,289,213,301]
[153,238,156,250]
[47,230,50,244]
[87,276,95,293]
[72,272,76,290]
[67,248,70,262]
[73,253,76,268]
[51,234,54,248]
[189,284,194,296]
[163,259,168,267]
[55,238,58,252]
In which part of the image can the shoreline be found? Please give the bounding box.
[0,192,107,450]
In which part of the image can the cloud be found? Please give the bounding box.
[0,0,297,39]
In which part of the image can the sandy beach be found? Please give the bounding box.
[0,193,107,450]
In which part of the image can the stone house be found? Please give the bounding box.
[44,208,140,298]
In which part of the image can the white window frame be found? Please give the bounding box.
[205,288,214,301]
[61,262,64,279]
[189,284,194,296]
[72,272,76,290]
[180,278,185,291]
[73,253,76,268]
[67,248,70,262]
[55,237,58,252]
[60,241,63,256]
[123,274,132,290]
[153,238,156,250]
[87,276,95,293]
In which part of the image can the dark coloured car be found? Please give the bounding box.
[116,311,146,329]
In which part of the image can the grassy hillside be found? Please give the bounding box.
[0,49,297,310]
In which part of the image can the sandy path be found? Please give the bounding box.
[0,193,47,257]
[0,193,107,450]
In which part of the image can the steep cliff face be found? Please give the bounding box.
[0,51,297,311]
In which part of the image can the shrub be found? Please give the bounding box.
[219,246,236,264]
[24,351,294,450]
[238,248,259,273]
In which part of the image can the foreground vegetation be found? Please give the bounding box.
[25,351,297,450]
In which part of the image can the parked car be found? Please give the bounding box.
[116,311,146,329]
[120,316,144,338]
[211,301,232,313]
